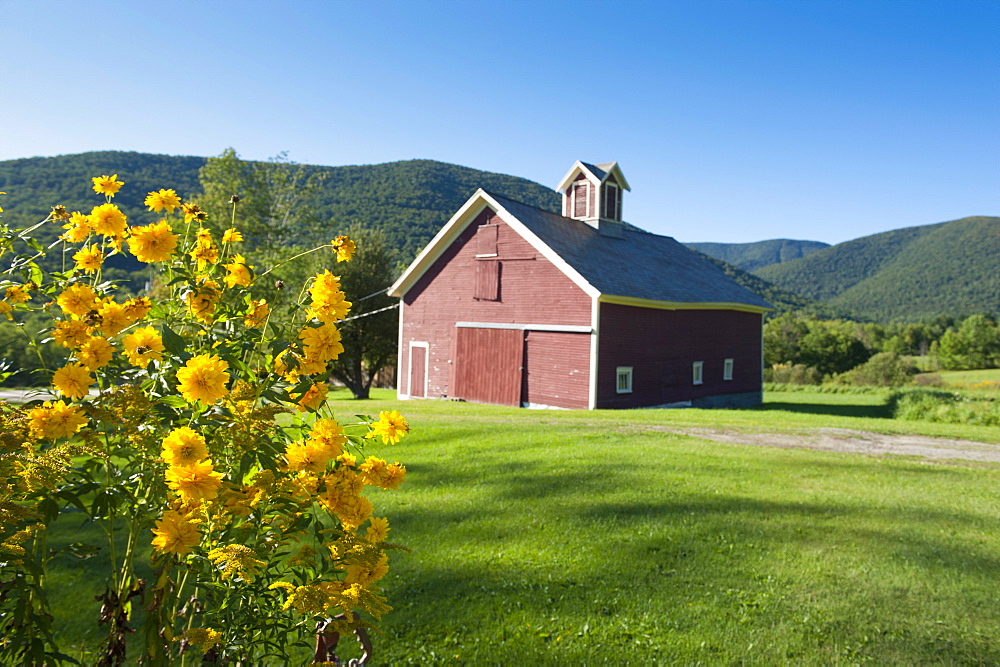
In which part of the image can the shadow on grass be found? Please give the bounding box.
[754,401,893,419]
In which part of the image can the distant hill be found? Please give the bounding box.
[685,239,830,272]
[0,150,824,315]
[755,216,1000,322]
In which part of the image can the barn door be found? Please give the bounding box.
[453,327,524,406]
[408,343,427,398]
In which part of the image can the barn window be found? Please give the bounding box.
[692,361,704,385]
[616,367,633,393]
[476,224,498,257]
[723,358,734,381]
[474,260,500,301]
[603,183,620,220]
[572,181,590,218]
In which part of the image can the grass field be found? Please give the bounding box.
[926,368,1000,389]
[44,389,1000,663]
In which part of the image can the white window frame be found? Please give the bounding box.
[616,366,633,394]
[723,358,734,381]
[692,361,704,385]
[603,182,620,220]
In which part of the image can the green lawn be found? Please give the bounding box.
[44,389,1000,663]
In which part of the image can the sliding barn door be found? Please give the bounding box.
[453,327,524,407]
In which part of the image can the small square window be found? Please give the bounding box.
[616,366,633,394]
[723,358,734,381]
[692,361,704,385]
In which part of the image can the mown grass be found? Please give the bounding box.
[45,389,1000,663]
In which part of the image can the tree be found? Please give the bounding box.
[937,314,1000,369]
[195,148,329,259]
[324,227,399,399]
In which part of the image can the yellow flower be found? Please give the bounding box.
[222,228,243,243]
[293,381,328,413]
[162,426,208,466]
[223,254,253,288]
[181,203,206,223]
[52,362,93,400]
[185,278,221,323]
[189,242,220,270]
[244,299,269,328]
[381,462,407,490]
[359,456,389,487]
[151,509,201,556]
[91,174,124,197]
[28,401,88,440]
[122,296,153,322]
[88,203,128,238]
[51,205,70,220]
[284,439,332,473]
[122,326,164,367]
[52,319,90,349]
[96,300,130,336]
[176,354,230,404]
[57,284,98,318]
[144,188,181,213]
[299,322,344,362]
[128,220,178,263]
[331,235,356,262]
[364,517,389,543]
[62,212,92,243]
[366,410,410,445]
[4,284,30,305]
[165,459,224,504]
[207,544,265,582]
[73,244,105,273]
[177,628,222,656]
[310,418,346,457]
[77,336,115,371]
[306,271,352,323]
[0,300,11,321]
[345,553,389,585]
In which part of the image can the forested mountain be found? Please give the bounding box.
[755,216,1000,322]
[685,239,830,272]
[0,150,812,310]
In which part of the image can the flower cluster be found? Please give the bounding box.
[0,176,408,664]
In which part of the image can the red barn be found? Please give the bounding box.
[389,161,772,410]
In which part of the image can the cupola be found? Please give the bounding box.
[556,161,631,236]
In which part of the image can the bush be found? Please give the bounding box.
[833,352,918,387]
[764,363,821,385]
[889,388,1000,426]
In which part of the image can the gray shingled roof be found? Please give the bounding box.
[488,193,773,309]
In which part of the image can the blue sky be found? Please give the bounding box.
[1,0,996,244]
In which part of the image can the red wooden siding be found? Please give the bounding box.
[596,304,762,408]
[474,260,500,300]
[522,331,590,409]
[399,206,592,401]
[453,327,523,406]
[408,346,426,397]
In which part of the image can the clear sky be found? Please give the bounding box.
[1,0,996,244]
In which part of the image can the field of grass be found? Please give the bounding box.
[927,368,1000,389]
[43,389,1000,663]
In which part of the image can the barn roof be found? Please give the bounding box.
[486,193,772,310]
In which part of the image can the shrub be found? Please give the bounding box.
[764,363,821,385]
[889,388,1000,426]
[833,352,918,387]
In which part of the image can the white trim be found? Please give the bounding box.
[395,295,405,398]
[589,296,600,410]
[455,321,592,333]
[692,361,704,385]
[406,341,429,399]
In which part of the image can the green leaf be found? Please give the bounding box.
[161,326,188,356]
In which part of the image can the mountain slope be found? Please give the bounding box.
[756,217,1000,321]
[685,239,830,272]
